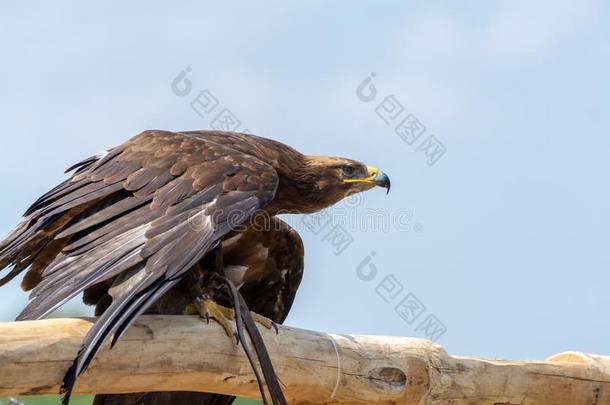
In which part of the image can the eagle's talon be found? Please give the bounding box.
[251,311,276,331]
[189,298,236,338]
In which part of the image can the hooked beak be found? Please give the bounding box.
[374,170,391,194]
[343,166,391,194]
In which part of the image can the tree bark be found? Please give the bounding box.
[0,316,608,404]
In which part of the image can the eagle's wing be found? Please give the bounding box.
[0,129,278,390]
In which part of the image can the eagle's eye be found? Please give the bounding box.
[341,165,355,177]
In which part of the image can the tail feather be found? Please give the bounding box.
[224,279,287,405]
[61,276,179,405]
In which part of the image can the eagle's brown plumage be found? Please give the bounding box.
[0,130,390,405]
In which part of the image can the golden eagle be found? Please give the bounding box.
[0,130,390,405]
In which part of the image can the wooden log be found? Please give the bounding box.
[0,316,609,404]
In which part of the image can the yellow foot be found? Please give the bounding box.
[184,297,278,335]
[185,297,236,338]
[251,312,278,333]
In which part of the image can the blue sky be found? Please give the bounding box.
[1,1,609,361]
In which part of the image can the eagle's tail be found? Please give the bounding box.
[60,275,180,405]
[61,275,285,405]
[226,279,288,405]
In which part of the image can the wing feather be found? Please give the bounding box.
[57,194,154,240]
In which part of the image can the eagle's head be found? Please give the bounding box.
[305,155,390,194]
[230,133,391,215]
[268,155,391,214]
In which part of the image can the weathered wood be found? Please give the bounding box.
[0,316,608,404]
